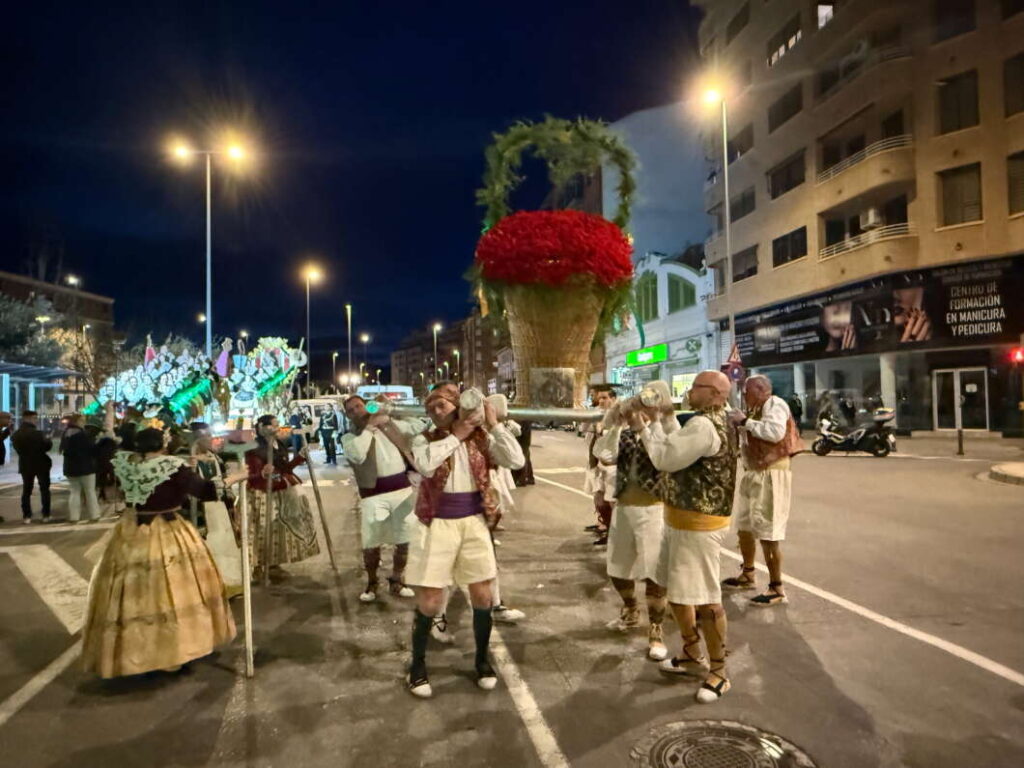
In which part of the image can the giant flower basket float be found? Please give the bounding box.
[473,116,636,406]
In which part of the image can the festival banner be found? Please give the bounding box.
[734,255,1024,367]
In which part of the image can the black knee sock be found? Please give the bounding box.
[411,609,432,678]
[472,607,493,668]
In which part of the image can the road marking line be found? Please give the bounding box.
[534,467,588,475]
[0,522,115,537]
[537,475,1024,689]
[0,545,90,633]
[0,641,81,729]
[491,628,571,768]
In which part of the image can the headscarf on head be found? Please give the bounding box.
[425,386,459,411]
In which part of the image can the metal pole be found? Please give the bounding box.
[300,433,338,572]
[239,481,255,678]
[345,304,353,387]
[306,277,311,398]
[721,98,734,371]
[263,436,275,588]
[205,152,213,358]
[433,328,438,384]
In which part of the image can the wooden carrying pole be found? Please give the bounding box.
[263,436,275,588]
[238,481,255,678]
[300,432,338,572]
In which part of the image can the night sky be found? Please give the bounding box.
[1,1,703,378]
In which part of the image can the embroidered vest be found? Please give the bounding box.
[743,396,803,471]
[613,429,662,500]
[660,407,737,518]
[414,427,500,527]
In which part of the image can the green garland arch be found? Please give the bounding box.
[475,116,637,231]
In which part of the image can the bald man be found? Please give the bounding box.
[633,370,738,704]
[723,374,803,607]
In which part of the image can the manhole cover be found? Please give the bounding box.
[631,720,818,768]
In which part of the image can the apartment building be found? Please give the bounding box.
[696,0,1024,433]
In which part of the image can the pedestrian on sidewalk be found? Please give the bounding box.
[640,371,738,704]
[723,375,803,607]
[0,411,10,523]
[320,403,339,466]
[61,413,101,523]
[404,386,524,698]
[593,381,675,662]
[12,410,52,524]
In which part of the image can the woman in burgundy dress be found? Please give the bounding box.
[244,414,320,575]
[81,427,241,678]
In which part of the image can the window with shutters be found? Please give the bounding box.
[937,70,979,133]
[732,246,759,283]
[727,124,754,164]
[667,274,697,313]
[767,151,805,199]
[1005,53,1024,116]
[730,186,756,222]
[1009,152,1024,215]
[635,272,659,323]
[772,227,808,267]
[939,163,982,225]
[768,84,803,132]
[726,2,750,44]
[934,0,975,42]
[767,14,802,67]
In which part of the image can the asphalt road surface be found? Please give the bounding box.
[0,430,1022,768]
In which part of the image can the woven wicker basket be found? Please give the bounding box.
[503,283,604,407]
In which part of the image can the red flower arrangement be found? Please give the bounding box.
[475,210,633,288]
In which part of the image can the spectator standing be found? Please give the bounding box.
[12,410,53,524]
[61,414,102,523]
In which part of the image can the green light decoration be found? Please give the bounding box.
[83,400,101,416]
[257,366,294,398]
[167,377,212,414]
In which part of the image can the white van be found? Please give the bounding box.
[355,385,417,405]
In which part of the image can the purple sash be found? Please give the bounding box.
[359,472,412,499]
[434,491,483,520]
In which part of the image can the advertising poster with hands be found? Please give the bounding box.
[733,255,1024,366]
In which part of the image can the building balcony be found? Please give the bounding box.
[815,45,912,105]
[818,221,916,261]
[815,135,915,210]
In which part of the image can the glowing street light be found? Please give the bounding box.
[332,351,339,391]
[239,329,249,339]
[66,274,81,287]
[453,348,461,380]
[197,313,207,323]
[166,133,252,356]
[375,368,382,385]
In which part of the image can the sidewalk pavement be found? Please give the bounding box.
[799,431,1024,461]
[990,462,1024,485]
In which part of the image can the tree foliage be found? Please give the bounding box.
[0,295,64,367]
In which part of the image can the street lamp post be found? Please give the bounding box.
[302,263,322,398]
[453,349,461,381]
[704,88,735,368]
[360,333,370,371]
[432,323,442,384]
[345,304,353,380]
[169,140,248,357]
[332,351,338,393]
[376,368,382,385]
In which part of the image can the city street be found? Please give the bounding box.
[1,431,1023,768]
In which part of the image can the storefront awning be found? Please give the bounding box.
[0,361,81,382]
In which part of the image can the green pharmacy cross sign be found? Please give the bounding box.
[626,343,668,367]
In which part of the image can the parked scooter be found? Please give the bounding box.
[812,407,897,457]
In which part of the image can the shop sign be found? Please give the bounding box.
[626,343,668,367]
[734,255,1024,366]
[670,336,703,365]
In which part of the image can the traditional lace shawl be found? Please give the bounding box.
[112,452,187,506]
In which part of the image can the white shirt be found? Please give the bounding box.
[341,418,423,477]
[639,414,721,473]
[412,424,525,492]
[739,395,790,443]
